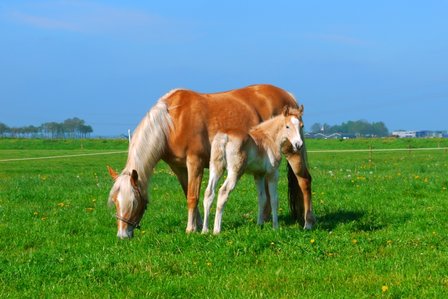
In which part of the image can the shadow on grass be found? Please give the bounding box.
[317,210,364,231]
[317,210,387,232]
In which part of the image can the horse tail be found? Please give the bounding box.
[287,162,304,223]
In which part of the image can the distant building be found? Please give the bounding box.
[391,130,416,138]
[416,130,444,138]
[392,130,447,138]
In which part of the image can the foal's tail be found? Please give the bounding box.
[287,162,304,223]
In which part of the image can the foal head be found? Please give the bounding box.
[107,166,148,239]
[282,105,305,152]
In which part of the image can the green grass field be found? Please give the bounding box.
[1,138,447,298]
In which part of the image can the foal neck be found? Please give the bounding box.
[249,116,285,163]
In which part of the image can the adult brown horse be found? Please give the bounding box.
[107,84,315,238]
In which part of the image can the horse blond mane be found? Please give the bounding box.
[125,91,176,183]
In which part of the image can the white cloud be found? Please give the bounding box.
[6,1,195,42]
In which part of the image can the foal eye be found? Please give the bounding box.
[286,125,290,129]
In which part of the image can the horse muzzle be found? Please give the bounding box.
[292,141,303,152]
[117,227,134,239]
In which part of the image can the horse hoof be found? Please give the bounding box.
[185,227,197,234]
[303,222,313,230]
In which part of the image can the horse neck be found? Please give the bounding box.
[124,101,172,187]
[249,116,284,162]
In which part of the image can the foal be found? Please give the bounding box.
[202,106,305,234]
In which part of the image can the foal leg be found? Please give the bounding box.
[202,160,224,233]
[254,176,268,226]
[213,172,238,234]
[267,170,280,229]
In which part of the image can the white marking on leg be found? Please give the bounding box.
[202,167,221,233]
[213,174,237,234]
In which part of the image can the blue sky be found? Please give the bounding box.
[1,1,447,136]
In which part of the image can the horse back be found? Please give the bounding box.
[162,84,298,165]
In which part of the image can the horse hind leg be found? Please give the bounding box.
[202,154,225,234]
[213,171,239,234]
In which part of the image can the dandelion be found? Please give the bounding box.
[414,175,420,179]
[33,211,39,216]
[57,202,65,207]
[382,285,389,293]
[85,207,94,212]
[206,261,212,267]
[352,239,358,244]
[310,239,315,244]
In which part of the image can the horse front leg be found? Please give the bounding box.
[282,142,316,229]
[298,174,316,230]
[186,156,204,233]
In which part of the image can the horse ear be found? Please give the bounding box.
[300,104,304,113]
[107,165,119,181]
[282,106,290,116]
[130,169,139,188]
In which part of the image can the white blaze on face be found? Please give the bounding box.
[290,117,303,150]
[116,191,134,238]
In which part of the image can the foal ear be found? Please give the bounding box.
[282,106,290,116]
[107,165,119,181]
[130,169,139,188]
[299,104,304,113]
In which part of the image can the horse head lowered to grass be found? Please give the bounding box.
[107,84,315,238]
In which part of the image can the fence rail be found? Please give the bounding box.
[0,151,128,163]
[0,147,447,163]
[308,147,448,153]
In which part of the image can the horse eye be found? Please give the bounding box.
[286,125,290,129]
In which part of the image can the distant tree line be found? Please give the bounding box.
[310,120,389,137]
[0,117,93,138]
